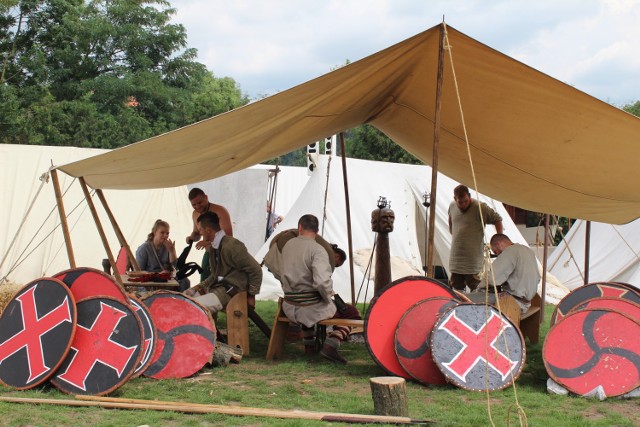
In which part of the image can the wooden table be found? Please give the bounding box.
[118,273,180,291]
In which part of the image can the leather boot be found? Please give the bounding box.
[304,344,318,355]
[320,343,347,364]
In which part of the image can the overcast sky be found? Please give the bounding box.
[169,0,639,106]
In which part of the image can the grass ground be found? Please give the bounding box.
[0,300,638,426]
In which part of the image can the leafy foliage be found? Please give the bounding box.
[0,0,248,148]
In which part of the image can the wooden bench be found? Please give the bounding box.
[497,293,542,344]
[266,299,364,361]
[217,292,250,355]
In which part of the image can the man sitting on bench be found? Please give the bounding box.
[467,233,540,313]
[280,214,360,365]
[185,212,262,315]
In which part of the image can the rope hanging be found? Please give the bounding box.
[443,22,528,427]
[321,154,332,236]
[265,163,280,241]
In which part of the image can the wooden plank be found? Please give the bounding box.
[0,396,433,424]
[95,189,140,271]
[51,169,76,268]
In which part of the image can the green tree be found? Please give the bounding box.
[0,0,248,148]
[623,100,640,117]
[344,124,421,164]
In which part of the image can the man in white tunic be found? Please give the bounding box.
[467,234,540,313]
[281,214,360,364]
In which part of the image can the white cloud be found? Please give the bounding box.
[170,0,640,105]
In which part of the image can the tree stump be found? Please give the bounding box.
[369,376,409,417]
[211,341,243,367]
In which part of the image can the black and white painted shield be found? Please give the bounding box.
[431,303,525,391]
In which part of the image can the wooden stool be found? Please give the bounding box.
[222,291,250,355]
[266,299,364,361]
[496,293,542,344]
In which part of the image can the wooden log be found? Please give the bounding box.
[0,396,433,425]
[370,376,409,417]
[211,341,243,367]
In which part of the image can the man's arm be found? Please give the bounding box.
[187,211,202,243]
[311,247,334,303]
[229,242,263,297]
[212,204,233,237]
[495,220,504,234]
[448,214,452,234]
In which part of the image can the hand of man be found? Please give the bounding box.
[184,286,197,297]
[195,240,210,250]
[247,294,256,309]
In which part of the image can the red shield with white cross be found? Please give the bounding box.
[431,303,525,391]
[551,282,640,325]
[0,278,76,389]
[50,296,143,396]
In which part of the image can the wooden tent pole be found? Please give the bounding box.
[339,133,356,304]
[50,169,76,268]
[95,189,140,272]
[78,177,123,286]
[541,213,550,321]
[584,220,591,285]
[426,23,446,278]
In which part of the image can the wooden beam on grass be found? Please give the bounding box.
[0,396,433,425]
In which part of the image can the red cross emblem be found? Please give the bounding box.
[440,310,517,381]
[0,285,72,383]
[56,302,137,391]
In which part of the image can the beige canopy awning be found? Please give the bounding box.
[58,24,640,224]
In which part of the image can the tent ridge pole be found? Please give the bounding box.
[78,177,122,287]
[426,23,446,278]
[339,133,356,304]
[51,169,76,268]
[584,220,591,285]
[541,213,550,321]
[95,189,140,272]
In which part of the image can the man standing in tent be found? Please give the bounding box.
[185,212,262,315]
[280,214,360,364]
[186,188,233,281]
[467,234,540,313]
[448,185,503,291]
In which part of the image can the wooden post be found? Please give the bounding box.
[78,177,122,287]
[339,133,356,304]
[541,213,550,321]
[95,189,140,271]
[369,376,409,417]
[426,23,446,277]
[51,169,76,268]
[584,220,591,285]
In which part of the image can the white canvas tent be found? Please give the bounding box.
[0,144,197,285]
[548,219,640,290]
[255,155,535,301]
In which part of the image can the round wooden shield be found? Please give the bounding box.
[430,303,525,391]
[141,291,216,379]
[394,297,458,385]
[551,282,640,325]
[543,308,640,397]
[364,276,460,378]
[54,267,128,303]
[0,278,76,390]
[50,296,143,396]
[128,295,157,378]
[574,297,640,322]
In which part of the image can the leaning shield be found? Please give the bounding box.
[50,296,143,396]
[394,297,458,385]
[0,278,76,389]
[128,294,157,378]
[431,303,525,391]
[141,291,216,379]
[54,267,129,303]
[365,276,461,379]
[543,308,640,397]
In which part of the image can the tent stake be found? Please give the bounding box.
[95,189,140,272]
[426,23,446,278]
[541,213,550,321]
[51,169,76,268]
[78,177,122,287]
[584,220,591,285]
[339,132,356,304]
